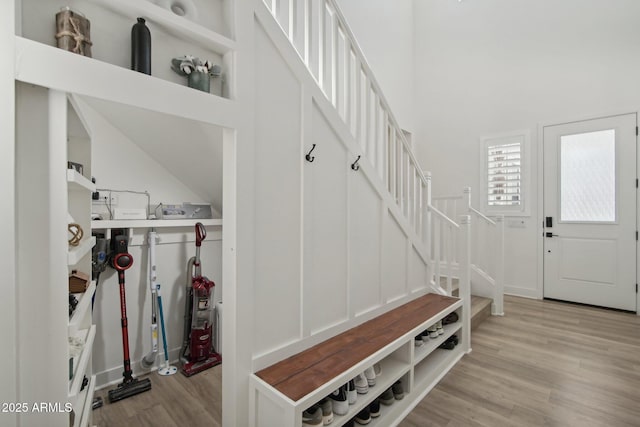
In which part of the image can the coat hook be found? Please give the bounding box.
[305,144,317,162]
[351,155,361,171]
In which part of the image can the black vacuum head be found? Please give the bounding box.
[108,377,151,403]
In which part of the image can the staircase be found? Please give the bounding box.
[260,0,504,330]
[442,277,494,331]
[432,188,505,317]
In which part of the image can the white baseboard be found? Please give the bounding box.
[504,285,539,299]
[94,346,183,390]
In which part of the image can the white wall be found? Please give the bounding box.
[413,0,640,297]
[249,7,431,374]
[335,0,415,133]
[0,0,16,417]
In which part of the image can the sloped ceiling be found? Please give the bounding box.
[79,95,224,213]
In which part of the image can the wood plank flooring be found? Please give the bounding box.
[93,295,640,427]
[399,295,640,427]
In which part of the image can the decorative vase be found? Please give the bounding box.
[187,72,210,92]
[131,17,151,74]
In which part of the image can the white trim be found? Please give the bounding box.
[504,285,539,300]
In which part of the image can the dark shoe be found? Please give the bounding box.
[354,407,371,425]
[439,339,455,350]
[369,399,380,418]
[443,312,459,325]
[379,387,394,405]
[392,380,404,400]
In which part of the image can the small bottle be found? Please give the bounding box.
[131,17,151,74]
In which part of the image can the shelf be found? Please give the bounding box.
[76,375,96,427]
[69,325,96,399]
[67,169,96,192]
[85,0,236,53]
[14,37,239,129]
[69,281,97,337]
[92,218,223,229]
[68,236,96,266]
[414,321,462,365]
[413,346,465,393]
[329,359,410,427]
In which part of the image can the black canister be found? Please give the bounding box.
[131,17,151,74]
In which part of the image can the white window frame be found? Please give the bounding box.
[480,129,531,216]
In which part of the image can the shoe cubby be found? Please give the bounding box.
[249,293,468,427]
[413,306,463,365]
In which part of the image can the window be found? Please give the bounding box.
[480,130,530,216]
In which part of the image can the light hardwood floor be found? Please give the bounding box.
[94,296,640,426]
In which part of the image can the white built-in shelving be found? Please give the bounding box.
[84,0,236,52]
[69,280,97,336]
[67,169,96,192]
[13,0,235,426]
[91,218,222,229]
[250,295,466,427]
[68,325,97,398]
[68,235,96,265]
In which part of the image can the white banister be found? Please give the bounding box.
[494,215,505,315]
[458,214,471,353]
[264,0,430,244]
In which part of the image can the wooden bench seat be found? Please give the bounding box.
[255,293,459,401]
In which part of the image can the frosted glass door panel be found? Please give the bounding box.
[560,129,615,222]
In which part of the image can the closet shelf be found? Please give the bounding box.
[67,169,96,192]
[75,375,96,427]
[68,325,96,399]
[68,236,96,266]
[85,0,235,54]
[68,281,97,337]
[91,218,223,229]
[14,37,238,129]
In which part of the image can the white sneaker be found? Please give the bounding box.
[354,373,369,394]
[327,387,348,416]
[428,324,438,338]
[373,363,381,376]
[364,367,376,387]
[318,398,333,425]
[436,320,444,335]
[347,380,358,404]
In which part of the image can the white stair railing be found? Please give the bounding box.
[262,0,472,323]
[262,0,427,244]
[431,188,505,315]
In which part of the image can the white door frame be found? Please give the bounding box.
[536,110,640,314]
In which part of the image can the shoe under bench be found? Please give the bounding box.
[249,293,468,427]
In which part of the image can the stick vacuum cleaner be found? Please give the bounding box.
[180,222,221,376]
[141,230,177,376]
[108,235,152,403]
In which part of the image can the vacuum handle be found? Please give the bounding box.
[195,222,206,247]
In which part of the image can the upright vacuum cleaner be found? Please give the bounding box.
[180,222,221,376]
[108,235,152,402]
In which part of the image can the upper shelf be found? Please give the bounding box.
[85,0,236,54]
[91,218,222,229]
[67,169,96,192]
[14,37,239,129]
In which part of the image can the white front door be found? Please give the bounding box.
[543,114,637,311]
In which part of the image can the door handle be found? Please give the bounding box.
[545,232,559,238]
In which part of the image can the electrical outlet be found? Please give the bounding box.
[92,194,118,205]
